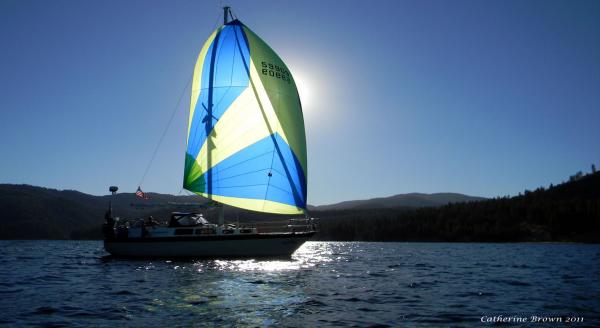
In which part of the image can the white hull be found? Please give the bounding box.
[104,232,314,258]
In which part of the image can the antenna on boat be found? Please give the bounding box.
[223,6,231,25]
[108,186,118,216]
[103,186,118,239]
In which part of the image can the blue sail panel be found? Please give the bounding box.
[189,133,306,208]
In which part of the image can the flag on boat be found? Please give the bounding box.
[183,20,307,215]
[135,186,148,199]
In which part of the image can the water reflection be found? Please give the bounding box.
[136,243,344,326]
[212,259,305,271]
[175,242,340,273]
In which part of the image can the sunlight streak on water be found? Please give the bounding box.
[213,259,305,272]
[197,242,338,273]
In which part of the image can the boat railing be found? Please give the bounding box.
[114,217,145,229]
[111,216,318,234]
[287,217,318,233]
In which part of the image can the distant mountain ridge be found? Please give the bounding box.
[314,171,600,242]
[312,193,486,211]
[2,170,598,242]
[0,184,485,239]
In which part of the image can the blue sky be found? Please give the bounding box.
[1,0,599,205]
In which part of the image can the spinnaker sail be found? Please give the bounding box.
[184,20,307,215]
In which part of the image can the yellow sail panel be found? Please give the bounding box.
[192,192,305,215]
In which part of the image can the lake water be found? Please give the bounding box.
[0,241,598,327]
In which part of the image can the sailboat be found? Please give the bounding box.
[103,7,316,257]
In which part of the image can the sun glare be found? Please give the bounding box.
[290,68,314,115]
[294,73,311,106]
[287,59,336,128]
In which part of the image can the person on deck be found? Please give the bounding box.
[140,220,147,238]
[146,216,159,226]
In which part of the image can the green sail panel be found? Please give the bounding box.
[184,20,307,215]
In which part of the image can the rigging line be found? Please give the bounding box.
[229,7,238,21]
[212,150,274,173]
[208,167,273,183]
[209,183,269,189]
[138,71,193,187]
[264,183,295,196]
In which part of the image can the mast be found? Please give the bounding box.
[212,5,231,228]
[218,204,225,227]
[223,6,231,25]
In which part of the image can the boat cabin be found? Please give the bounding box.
[112,212,258,239]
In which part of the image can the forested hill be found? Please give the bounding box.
[0,185,484,240]
[314,171,600,242]
[0,185,199,239]
[0,170,598,241]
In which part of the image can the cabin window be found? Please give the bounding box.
[195,228,216,235]
[174,229,193,235]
